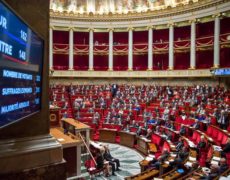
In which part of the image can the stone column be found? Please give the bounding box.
[148,26,153,70]
[214,14,220,68]
[49,27,53,69]
[89,28,94,70]
[128,27,133,70]
[108,28,113,70]
[69,28,74,70]
[190,20,196,69]
[168,23,174,70]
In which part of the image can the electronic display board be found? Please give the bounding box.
[0,1,44,128]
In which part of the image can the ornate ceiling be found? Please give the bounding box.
[50,0,199,15]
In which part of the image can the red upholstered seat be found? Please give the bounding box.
[221,135,228,146]
[206,126,213,136]
[151,134,162,146]
[225,153,230,167]
[217,132,224,144]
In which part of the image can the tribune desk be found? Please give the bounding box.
[50,128,82,177]
[119,131,136,148]
[61,118,90,146]
[136,136,151,155]
[99,128,117,143]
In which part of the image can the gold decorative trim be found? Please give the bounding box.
[50,0,227,23]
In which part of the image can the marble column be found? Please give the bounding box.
[148,26,153,70]
[69,28,74,70]
[190,20,196,69]
[128,27,133,70]
[108,29,113,70]
[49,27,53,69]
[214,15,220,68]
[168,24,174,70]
[89,28,94,70]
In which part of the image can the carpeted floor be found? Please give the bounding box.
[81,143,144,180]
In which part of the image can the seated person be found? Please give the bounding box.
[195,164,219,179]
[221,138,230,157]
[95,150,110,177]
[103,145,121,176]
[170,147,189,168]
[136,126,142,136]
[175,137,184,152]
[145,128,152,140]
[149,148,170,169]
[219,158,228,174]
[179,125,186,136]
[192,119,200,130]
[196,136,207,156]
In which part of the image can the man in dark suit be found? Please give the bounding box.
[193,119,200,130]
[111,84,118,98]
[221,138,230,157]
[219,158,228,174]
[103,145,120,176]
[179,125,186,136]
[170,147,189,168]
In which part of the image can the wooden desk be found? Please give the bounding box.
[99,129,117,143]
[119,131,136,148]
[61,118,90,146]
[136,136,150,155]
[50,128,82,177]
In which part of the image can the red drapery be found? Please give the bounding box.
[174,52,190,70]
[113,32,128,44]
[133,31,148,44]
[153,29,169,42]
[196,50,213,69]
[74,55,89,70]
[174,26,190,40]
[94,32,109,45]
[133,54,148,70]
[113,55,128,71]
[74,32,89,45]
[53,54,69,70]
[94,55,108,71]
[53,30,69,44]
[153,54,169,70]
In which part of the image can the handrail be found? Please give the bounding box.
[78,132,97,166]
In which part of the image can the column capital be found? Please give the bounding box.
[212,13,221,18]
[107,28,114,32]
[49,26,54,30]
[87,28,94,32]
[127,27,134,31]
[167,22,175,27]
[188,19,197,24]
[147,25,154,30]
[68,27,74,31]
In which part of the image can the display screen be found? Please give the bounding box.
[0,1,44,128]
[213,68,230,76]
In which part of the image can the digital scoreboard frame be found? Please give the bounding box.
[0,1,44,128]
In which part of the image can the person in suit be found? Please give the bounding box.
[179,125,186,136]
[111,84,118,98]
[103,145,120,176]
[136,126,142,136]
[170,147,189,168]
[175,137,184,152]
[145,128,152,140]
[192,119,200,130]
[221,138,230,157]
[95,150,110,177]
[219,158,228,174]
[218,110,228,130]
[149,148,170,169]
